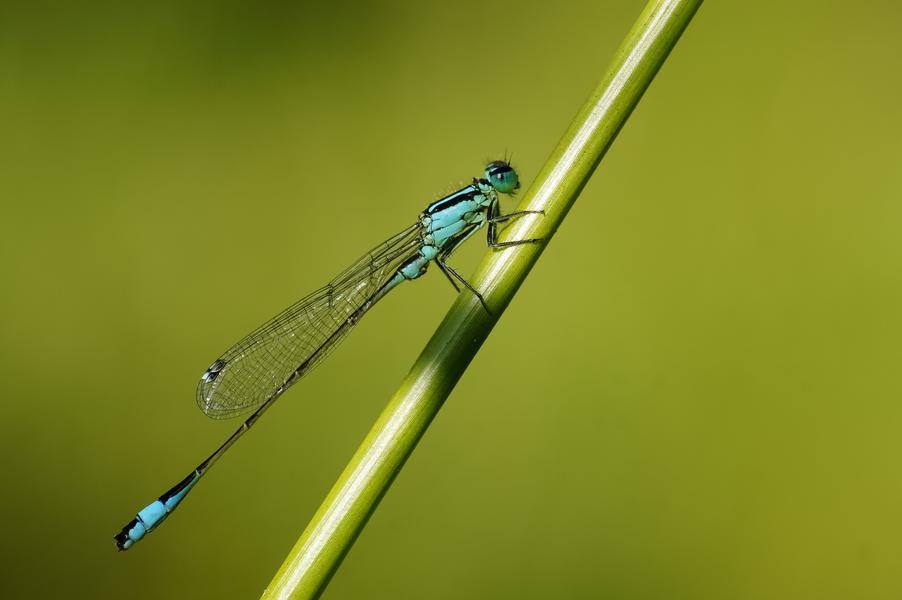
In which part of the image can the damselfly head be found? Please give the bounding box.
[485,160,520,195]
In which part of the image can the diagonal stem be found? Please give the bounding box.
[262,1,703,598]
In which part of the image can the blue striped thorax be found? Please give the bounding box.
[418,161,518,252]
[398,160,521,283]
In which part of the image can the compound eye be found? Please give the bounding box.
[485,161,519,194]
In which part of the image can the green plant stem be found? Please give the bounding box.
[261,1,702,598]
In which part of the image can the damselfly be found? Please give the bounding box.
[114,160,542,550]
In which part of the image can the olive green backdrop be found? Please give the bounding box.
[2,1,900,598]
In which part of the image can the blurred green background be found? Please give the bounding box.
[2,0,901,597]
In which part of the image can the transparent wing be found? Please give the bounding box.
[196,223,422,419]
